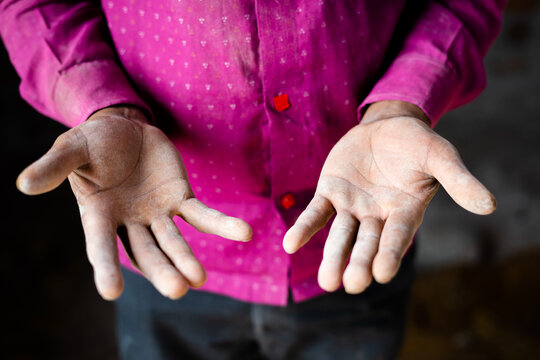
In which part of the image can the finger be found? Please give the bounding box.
[283,195,334,254]
[81,208,124,301]
[428,139,496,215]
[343,216,383,294]
[177,198,252,242]
[151,217,207,288]
[16,129,88,195]
[127,223,188,299]
[372,209,418,284]
[318,212,358,292]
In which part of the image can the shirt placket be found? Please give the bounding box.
[254,0,316,301]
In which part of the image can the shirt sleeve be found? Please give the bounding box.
[0,0,150,128]
[358,0,506,126]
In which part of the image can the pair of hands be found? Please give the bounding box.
[17,101,495,300]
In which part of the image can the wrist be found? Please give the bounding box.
[88,105,150,125]
[362,100,430,126]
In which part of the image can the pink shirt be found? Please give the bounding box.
[1,0,504,305]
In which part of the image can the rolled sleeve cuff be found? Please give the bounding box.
[53,60,151,127]
[358,54,459,127]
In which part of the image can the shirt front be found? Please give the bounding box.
[0,0,505,305]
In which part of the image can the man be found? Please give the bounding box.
[1,0,504,358]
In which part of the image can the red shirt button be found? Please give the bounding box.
[280,193,295,210]
[273,94,290,112]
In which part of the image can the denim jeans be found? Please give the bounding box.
[115,244,415,360]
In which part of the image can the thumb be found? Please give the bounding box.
[16,129,88,195]
[428,138,496,215]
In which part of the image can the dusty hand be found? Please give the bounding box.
[17,106,252,300]
[283,101,495,294]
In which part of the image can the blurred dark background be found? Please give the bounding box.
[2,1,540,359]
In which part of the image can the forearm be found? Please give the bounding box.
[0,0,149,127]
[358,0,506,126]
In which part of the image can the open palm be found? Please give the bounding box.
[17,107,252,300]
[284,112,495,294]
